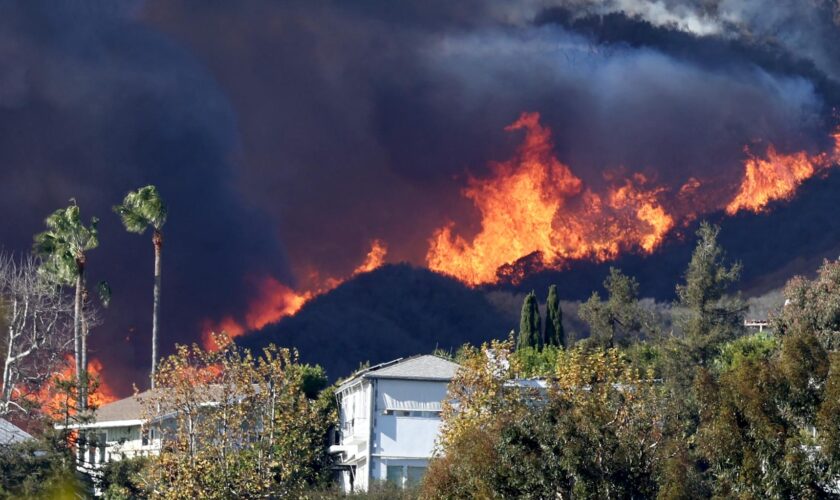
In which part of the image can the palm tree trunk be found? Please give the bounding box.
[80,287,89,410]
[74,265,84,412]
[151,229,162,388]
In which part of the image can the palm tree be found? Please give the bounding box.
[114,185,167,388]
[33,201,99,410]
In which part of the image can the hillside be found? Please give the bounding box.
[236,264,513,380]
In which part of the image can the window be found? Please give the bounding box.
[98,433,106,463]
[384,409,441,418]
[407,466,426,486]
[386,465,404,486]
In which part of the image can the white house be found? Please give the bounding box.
[58,389,161,474]
[330,354,460,492]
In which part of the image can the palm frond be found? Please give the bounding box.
[32,203,99,284]
[114,184,167,233]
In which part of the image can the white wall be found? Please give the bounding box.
[372,379,447,458]
[338,381,374,492]
[337,377,449,492]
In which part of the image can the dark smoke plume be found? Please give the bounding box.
[0,0,838,392]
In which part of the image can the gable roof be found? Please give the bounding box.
[0,418,33,445]
[338,355,460,391]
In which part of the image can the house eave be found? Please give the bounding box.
[55,418,145,430]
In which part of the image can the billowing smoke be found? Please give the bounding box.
[0,1,290,392]
[0,0,839,391]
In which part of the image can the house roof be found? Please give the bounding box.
[0,418,33,445]
[90,389,154,425]
[338,355,460,391]
[74,384,259,429]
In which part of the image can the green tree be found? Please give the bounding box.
[33,202,99,410]
[579,268,648,348]
[517,291,542,350]
[114,185,167,388]
[140,334,336,498]
[695,327,831,497]
[100,456,148,499]
[425,342,666,499]
[775,258,840,351]
[0,431,83,498]
[544,284,565,348]
[675,222,745,366]
[817,352,840,479]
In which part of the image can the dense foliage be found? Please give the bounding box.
[0,432,83,499]
[423,224,840,499]
[134,335,336,499]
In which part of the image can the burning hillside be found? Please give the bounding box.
[425,112,840,286]
[202,240,388,348]
[210,112,840,339]
[726,134,840,215]
[426,112,675,285]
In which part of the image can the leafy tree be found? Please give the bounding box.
[100,456,148,499]
[578,268,649,348]
[775,258,840,351]
[423,339,515,499]
[0,431,83,499]
[139,334,336,498]
[114,186,167,388]
[425,341,666,499]
[817,352,840,479]
[517,291,542,350]
[33,202,99,411]
[544,284,565,348]
[713,332,777,372]
[695,327,833,497]
[511,345,561,378]
[675,222,745,366]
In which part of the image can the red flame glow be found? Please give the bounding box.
[726,134,840,215]
[202,239,388,349]
[38,356,118,418]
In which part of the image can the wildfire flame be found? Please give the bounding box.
[425,112,674,285]
[38,356,118,418]
[726,134,840,215]
[202,239,388,349]
[353,239,388,274]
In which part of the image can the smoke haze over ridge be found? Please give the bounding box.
[0,0,838,392]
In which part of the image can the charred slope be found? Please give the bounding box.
[237,264,511,380]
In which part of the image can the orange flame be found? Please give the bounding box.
[38,356,119,418]
[353,239,388,275]
[725,135,840,215]
[202,239,388,349]
[425,112,674,285]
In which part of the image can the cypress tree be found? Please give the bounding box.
[544,284,565,348]
[518,291,542,350]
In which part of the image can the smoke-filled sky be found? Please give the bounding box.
[1,0,839,394]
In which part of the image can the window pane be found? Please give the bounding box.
[386,465,404,486]
[407,466,426,485]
